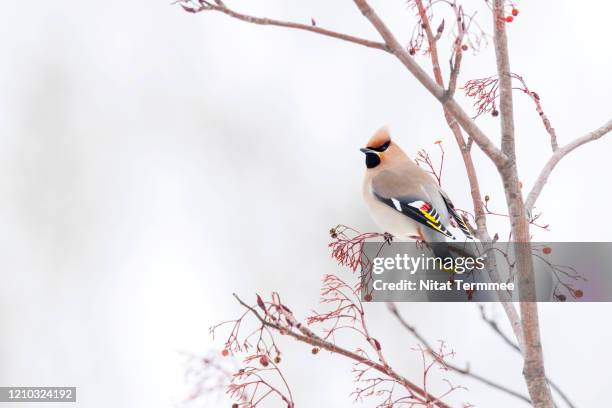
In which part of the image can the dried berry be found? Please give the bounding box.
[557,294,566,302]
[364,293,373,302]
[461,44,468,51]
[259,356,269,367]
[311,347,320,355]
[409,48,416,56]
[574,289,584,298]
[274,356,282,364]
[492,109,499,117]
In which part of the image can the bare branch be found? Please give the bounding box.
[447,3,467,98]
[412,1,523,351]
[525,118,612,212]
[492,0,516,160]
[478,305,520,352]
[518,84,558,152]
[232,293,451,408]
[389,303,531,405]
[492,2,553,406]
[183,0,508,167]
[411,0,489,235]
[351,0,508,167]
[178,1,389,52]
[479,306,577,408]
[447,48,464,98]
[549,382,577,408]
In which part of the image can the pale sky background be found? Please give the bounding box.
[0,1,611,407]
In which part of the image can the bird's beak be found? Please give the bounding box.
[360,147,374,154]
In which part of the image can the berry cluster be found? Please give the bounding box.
[505,8,519,23]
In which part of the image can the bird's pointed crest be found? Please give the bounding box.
[366,126,391,149]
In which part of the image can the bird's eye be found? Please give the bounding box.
[379,141,390,152]
[366,140,391,153]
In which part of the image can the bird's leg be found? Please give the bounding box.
[383,232,394,244]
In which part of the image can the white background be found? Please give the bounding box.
[0,1,610,407]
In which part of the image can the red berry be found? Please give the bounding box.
[574,289,583,298]
[557,294,566,302]
[505,16,514,23]
[512,8,519,16]
[461,44,468,51]
[221,349,229,357]
[491,109,499,117]
[364,293,373,302]
[259,356,269,367]
[542,247,552,255]
[311,347,320,355]
[409,48,416,56]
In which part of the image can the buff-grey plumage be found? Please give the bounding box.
[361,127,471,243]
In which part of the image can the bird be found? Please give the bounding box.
[361,127,472,254]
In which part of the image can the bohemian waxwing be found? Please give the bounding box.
[361,127,472,247]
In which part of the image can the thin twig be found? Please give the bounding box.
[478,305,520,352]
[389,303,532,404]
[479,306,576,408]
[232,293,451,408]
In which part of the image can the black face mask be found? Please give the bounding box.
[365,152,381,168]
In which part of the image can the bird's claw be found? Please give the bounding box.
[383,232,394,244]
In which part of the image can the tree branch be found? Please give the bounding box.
[389,303,531,405]
[447,3,466,98]
[525,118,612,212]
[179,1,390,52]
[492,1,516,160]
[478,305,520,352]
[492,2,553,406]
[351,0,508,168]
[182,0,508,167]
[232,293,451,408]
[479,306,577,408]
[412,0,523,350]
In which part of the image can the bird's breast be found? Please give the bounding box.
[362,181,420,238]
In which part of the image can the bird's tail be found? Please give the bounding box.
[426,240,480,301]
[429,241,478,274]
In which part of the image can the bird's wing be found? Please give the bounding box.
[371,170,455,239]
[439,189,473,239]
